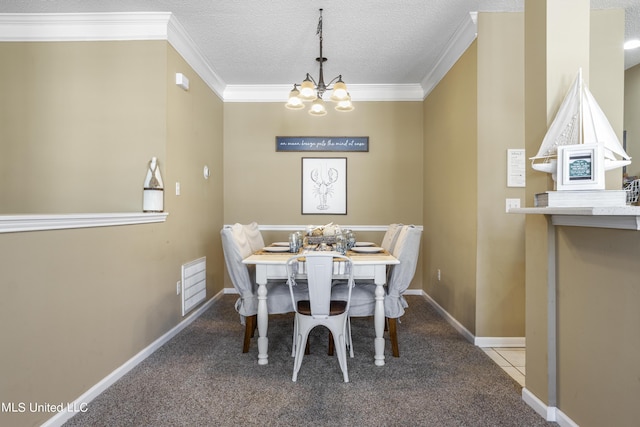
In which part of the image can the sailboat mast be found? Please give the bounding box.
[578,68,583,145]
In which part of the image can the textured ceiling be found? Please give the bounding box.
[1,0,639,90]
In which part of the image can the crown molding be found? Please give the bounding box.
[165,15,226,99]
[0,12,172,41]
[0,12,226,99]
[224,83,425,102]
[421,11,478,99]
[348,84,425,101]
[0,11,475,103]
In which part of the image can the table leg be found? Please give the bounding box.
[256,268,269,365]
[374,267,386,366]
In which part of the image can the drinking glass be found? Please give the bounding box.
[289,233,299,253]
[345,230,356,250]
[335,232,346,255]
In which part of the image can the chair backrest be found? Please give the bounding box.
[287,252,353,319]
[242,222,265,253]
[381,223,403,254]
[386,226,422,317]
[229,223,253,258]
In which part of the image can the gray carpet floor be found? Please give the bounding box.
[64,295,555,426]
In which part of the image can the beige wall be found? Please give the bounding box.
[223,101,423,224]
[556,227,640,426]
[625,64,640,178]
[423,41,479,333]
[0,41,167,214]
[423,12,528,339]
[223,101,425,288]
[476,13,527,337]
[0,41,224,427]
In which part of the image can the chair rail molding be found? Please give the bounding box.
[224,224,424,232]
[0,212,168,233]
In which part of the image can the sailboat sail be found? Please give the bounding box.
[581,88,630,167]
[531,70,631,175]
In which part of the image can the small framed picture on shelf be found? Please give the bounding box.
[301,157,347,215]
[557,143,605,191]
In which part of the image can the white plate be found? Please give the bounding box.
[351,246,384,253]
[272,242,290,247]
[355,241,376,247]
[262,246,291,252]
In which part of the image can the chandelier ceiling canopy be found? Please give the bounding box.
[285,9,354,116]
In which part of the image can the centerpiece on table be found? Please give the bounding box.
[304,223,355,254]
[305,222,341,245]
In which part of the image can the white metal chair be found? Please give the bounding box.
[286,252,354,382]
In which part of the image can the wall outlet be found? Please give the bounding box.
[437,269,441,281]
[176,281,181,295]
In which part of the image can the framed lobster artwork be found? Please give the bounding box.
[301,157,347,215]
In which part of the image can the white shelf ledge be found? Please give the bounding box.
[509,206,640,230]
[0,212,169,234]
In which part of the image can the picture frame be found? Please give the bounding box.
[557,143,605,190]
[301,157,347,215]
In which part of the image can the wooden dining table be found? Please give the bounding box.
[242,247,399,366]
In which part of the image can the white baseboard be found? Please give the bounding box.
[420,290,475,343]
[419,291,524,348]
[42,291,224,427]
[522,387,557,421]
[224,287,239,294]
[522,388,579,426]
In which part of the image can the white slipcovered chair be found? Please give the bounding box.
[221,224,307,353]
[243,221,265,253]
[333,225,422,357]
[286,252,354,382]
[380,223,403,253]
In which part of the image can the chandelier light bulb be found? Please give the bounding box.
[335,94,354,112]
[285,87,304,109]
[309,98,327,116]
[330,80,349,101]
[299,79,317,101]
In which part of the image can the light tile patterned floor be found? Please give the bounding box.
[482,347,526,387]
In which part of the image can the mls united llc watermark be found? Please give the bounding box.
[2,401,88,413]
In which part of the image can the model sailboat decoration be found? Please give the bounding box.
[530,69,631,181]
[531,69,631,206]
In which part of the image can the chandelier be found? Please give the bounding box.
[285,9,354,115]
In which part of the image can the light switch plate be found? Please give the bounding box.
[506,198,520,212]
